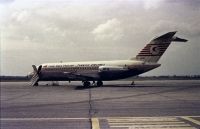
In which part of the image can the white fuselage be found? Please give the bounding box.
[38,60,160,81]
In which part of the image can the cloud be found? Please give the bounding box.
[149,20,200,37]
[0,0,15,4]
[92,18,124,41]
[1,2,99,50]
[11,10,29,23]
[143,0,164,10]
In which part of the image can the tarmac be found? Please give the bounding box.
[1,80,200,129]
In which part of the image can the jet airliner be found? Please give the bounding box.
[30,31,187,87]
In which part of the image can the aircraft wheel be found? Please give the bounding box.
[92,81,96,86]
[83,81,91,87]
[97,81,103,87]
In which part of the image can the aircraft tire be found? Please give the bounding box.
[83,81,91,87]
[97,81,103,87]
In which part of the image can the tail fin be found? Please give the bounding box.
[134,31,187,63]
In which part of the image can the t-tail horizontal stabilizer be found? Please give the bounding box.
[172,36,188,42]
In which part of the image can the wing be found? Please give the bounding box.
[63,71,100,81]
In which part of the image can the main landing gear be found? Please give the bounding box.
[83,81,103,87]
[83,81,91,87]
[97,81,103,87]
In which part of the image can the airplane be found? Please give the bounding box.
[29,31,187,87]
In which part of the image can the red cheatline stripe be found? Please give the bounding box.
[139,51,165,54]
[137,54,163,56]
[143,47,150,49]
[142,47,150,49]
[142,49,150,51]
[138,52,165,55]
[149,44,169,46]
[141,49,149,50]
[138,44,170,54]
[139,51,151,53]
[140,52,150,54]
[144,46,151,48]
[141,49,150,51]
[148,44,169,46]
[139,52,151,55]
[143,45,169,49]
[140,50,150,52]
[139,51,150,53]
[140,48,168,52]
[139,53,164,55]
[148,43,170,45]
[138,53,157,55]
[142,52,165,55]
[145,45,168,48]
[137,55,162,57]
[140,50,166,53]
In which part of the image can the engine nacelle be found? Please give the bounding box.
[99,66,127,72]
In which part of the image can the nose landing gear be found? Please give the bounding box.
[97,81,103,87]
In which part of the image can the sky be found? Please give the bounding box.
[0,0,200,76]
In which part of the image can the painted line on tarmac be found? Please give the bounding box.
[1,118,89,121]
[108,121,185,124]
[110,125,195,129]
[2,117,100,129]
[91,118,100,129]
[2,116,200,121]
[2,116,200,129]
[182,116,200,125]
[106,116,199,129]
[99,116,200,119]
